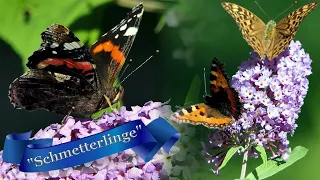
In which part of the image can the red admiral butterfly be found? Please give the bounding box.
[9,4,144,116]
[170,58,241,129]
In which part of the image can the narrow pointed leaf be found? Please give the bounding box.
[154,14,167,33]
[184,75,201,104]
[246,146,308,180]
[255,145,267,167]
[219,146,242,170]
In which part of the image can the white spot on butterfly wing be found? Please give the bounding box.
[64,43,74,50]
[52,51,57,54]
[115,34,119,39]
[120,24,127,31]
[124,27,138,36]
[50,43,59,48]
[128,18,132,22]
[71,41,82,48]
[54,73,71,82]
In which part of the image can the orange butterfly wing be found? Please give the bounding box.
[209,58,240,119]
[170,58,240,129]
[170,103,234,129]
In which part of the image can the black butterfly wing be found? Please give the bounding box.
[27,24,97,88]
[89,3,144,92]
[9,70,103,115]
[9,70,81,115]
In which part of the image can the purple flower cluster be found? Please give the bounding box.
[202,41,312,173]
[0,101,174,180]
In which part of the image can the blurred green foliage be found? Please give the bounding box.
[0,0,319,179]
[0,0,112,71]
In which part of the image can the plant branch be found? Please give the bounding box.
[240,149,249,179]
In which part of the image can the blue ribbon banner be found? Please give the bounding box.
[2,117,180,172]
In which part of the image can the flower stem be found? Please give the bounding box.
[240,149,249,179]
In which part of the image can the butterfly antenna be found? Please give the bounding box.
[119,50,159,84]
[119,59,133,79]
[203,68,208,96]
[274,1,297,20]
[254,0,271,19]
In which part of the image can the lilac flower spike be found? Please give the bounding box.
[202,41,312,173]
[0,101,174,179]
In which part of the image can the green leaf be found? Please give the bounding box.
[154,14,167,33]
[184,75,201,105]
[219,146,242,170]
[75,28,100,47]
[90,101,123,119]
[246,146,308,180]
[0,0,112,71]
[255,145,268,168]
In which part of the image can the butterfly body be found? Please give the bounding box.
[221,2,318,60]
[170,58,241,129]
[9,4,143,116]
[265,20,276,40]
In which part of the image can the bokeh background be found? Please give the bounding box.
[0,0,319,179]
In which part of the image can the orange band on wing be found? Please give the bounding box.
[37,58,94,73]
[92,40,125,65]
[103,41,114,52]
[111,45,125,64]
[92,44,104,54]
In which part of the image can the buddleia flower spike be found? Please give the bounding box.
[202,41,312,176]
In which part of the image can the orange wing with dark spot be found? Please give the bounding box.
[170,58,240,129]
[208,58,240,119]
[170,104,234,129]
[90,4,144,92]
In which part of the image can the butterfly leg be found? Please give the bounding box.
[104,95,115,112]
[62,107,74,123]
